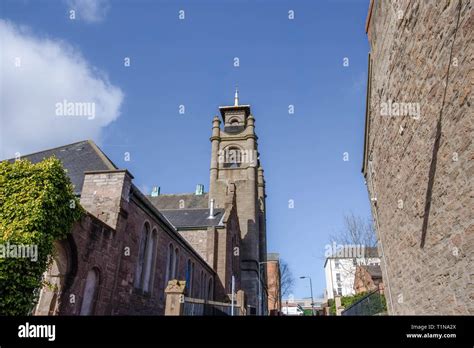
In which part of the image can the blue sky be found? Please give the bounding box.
[1,0,372,299]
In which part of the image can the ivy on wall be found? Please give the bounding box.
[0,158,83,315]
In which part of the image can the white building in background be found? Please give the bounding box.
[324,246,380,300]
[281,297,325,316]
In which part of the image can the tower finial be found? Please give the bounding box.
[234,87,239,106]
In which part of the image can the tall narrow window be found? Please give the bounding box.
[165,243,174,286]
[143,229,157,292]
[191,262,195,297]
[80,268,99,315]
[185,259,195,296]
[172,248,179,279]
[135,223,156,292]
[231,236,235,273]
[135,223,150,289]
[199,271,206,298]
[208,278,213,300]
[152,230,158,286]
[197,270,200,298]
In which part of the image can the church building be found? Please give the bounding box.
[17,93,267,315]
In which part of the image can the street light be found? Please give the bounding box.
[300,276,315,316]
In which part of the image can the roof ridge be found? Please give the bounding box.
[3,139,89,161]
[159,208,224,211]
[86,140,118,170]
[3,140,118,171]
[148,193,208,197]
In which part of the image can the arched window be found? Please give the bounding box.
[165,243,174,286]
[34,241,69,315]
[201,271,205,299]
[185,259,193,296]
[135,223,156,292]
[203,274,207,300]
[191,263,195,296]
[208,278,213,300]
[225,118,245,133]
[223,146,242,168]
[231,236,235,272]
[80,268,99,315]
[135,223,149,288]
[143,229,157,292]
[173,248,179,279]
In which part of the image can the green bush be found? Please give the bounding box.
[0,157,83,315]
[328,292,370,315]
[328,291,387,315]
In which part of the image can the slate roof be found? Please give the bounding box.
[160,208,224,229]
[7,140,117,195]
[148,193,209,210]
[364,265,383,279]
[9,140,224,230]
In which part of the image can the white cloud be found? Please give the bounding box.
[0,20,123,159]
[66,0,110,23]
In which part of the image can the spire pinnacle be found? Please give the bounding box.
[234,87,239,106]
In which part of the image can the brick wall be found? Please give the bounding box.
[266,260,280,312]
[364,0,473,314]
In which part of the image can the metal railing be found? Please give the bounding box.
[341,290,387,316]
[183,297,241,316]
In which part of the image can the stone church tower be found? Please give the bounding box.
[209,90,267,313]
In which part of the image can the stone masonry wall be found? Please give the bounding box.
[79,170,132,230]
[113,198,215,314]
[364,0,473,314]
[58,172,216,315]
[178,229,208,263]
[58,214,120,315]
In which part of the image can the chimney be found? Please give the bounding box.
[195,184,204,195]
[234,88,239,106]
[80,170,133,230]
[208,199,215,219]
[151,186,160,197]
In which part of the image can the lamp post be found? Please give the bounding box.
[231,275,235,316]
[300,276,315,316]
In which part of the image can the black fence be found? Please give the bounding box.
[341,290,387,316]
